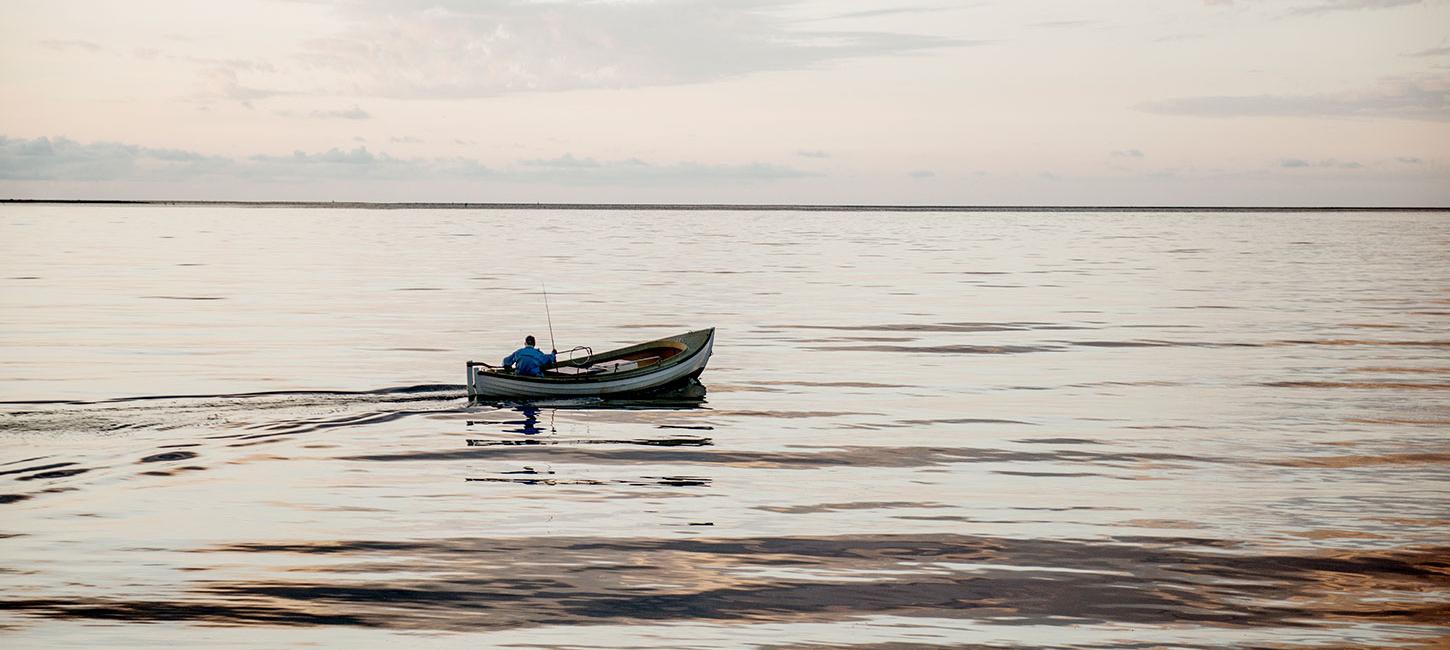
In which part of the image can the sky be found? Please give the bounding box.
[1,0,1447,205]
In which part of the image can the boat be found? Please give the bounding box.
[466,328,715,399]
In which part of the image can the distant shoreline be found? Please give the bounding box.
[1,199,1445,212]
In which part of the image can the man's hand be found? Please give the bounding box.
[551,349,558,355]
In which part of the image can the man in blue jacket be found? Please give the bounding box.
[502,335,557,376]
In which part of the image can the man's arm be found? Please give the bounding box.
[502,350,517,368]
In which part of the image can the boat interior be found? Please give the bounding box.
[544,341,687,377]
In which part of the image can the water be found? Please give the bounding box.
[1,205,1447,648]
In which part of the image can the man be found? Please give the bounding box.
[502,335,557,377]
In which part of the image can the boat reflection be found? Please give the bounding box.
[462,379,713,488]
[467,378,709,411]
[505,404,547,435]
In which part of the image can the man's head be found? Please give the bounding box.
[525,335,536,347]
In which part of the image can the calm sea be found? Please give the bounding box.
[1,205,1447,648]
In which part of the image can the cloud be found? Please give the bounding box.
[390,136,424,144]
[38,39,105,54]
[244,147,488,180]
[826,6,955,21]
[1205,1,1431,18]
[519,153,608,169]
[1112,149,1145,158]
[312,106,371,119]
[908,169,936,178]
[796,149,830,158]
[1406,46,1450,57]
[1279,157,1363,169]
[0,136,809,185]
[0,135,480,182]
[1397,156,1424,163]
[1155,32,1206,43]
[297,0,972,98]
[272,105,371,118]
[274,105,372,119]
[201,66,284,106]
[1138,74,1450,122]
[516,153,812,183]
[1289,0,1422,15]
[0,136,231,181]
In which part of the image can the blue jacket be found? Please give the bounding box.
[503,346,556,376]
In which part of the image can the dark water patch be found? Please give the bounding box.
[809,344,1059,355]
[156,443,201,449]
[466,437,713,448]
[756,501,948,514]
[15,467,90,481]
[1355,366,1450,374]
[344,444,1210,470]
[1278,339,1450,348]
[0,383,465,407]
[843,417,1037,431]
[710,410,877,420]
[139,451,198,463]
[752,380,915,389]
[244,408,460,439]
[8,276,41,280]
[898,418,1037,426]
[928,270,1012,275]
[1070,380,1184,388]
[175,263,205,267]
[1068,340,1260,349]
[810,335,919,343]
[1261,381,1450,390]
[0,598,366,626]
[39,534,1417,631]
[0,494,31,504]
[394,287,443,291]
[773,322,1093,333]
[1346,417,1450,426]
[656,425,715,431]
[466,475,711,488]
[993,470,1108,478]
[1266,452,1450,469]
[892,515,977,522]
[0,462,75,478]
[1014,505,1128,511]
[1015,438,1103,445]
[1169,305,1240,310]
[141,295,226,301]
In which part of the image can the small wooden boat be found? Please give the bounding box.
[467,328,715,399]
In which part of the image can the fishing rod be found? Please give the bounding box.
[542,282,556,351]
[541,282,593,366]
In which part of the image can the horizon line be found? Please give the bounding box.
[2,199,1447,212]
